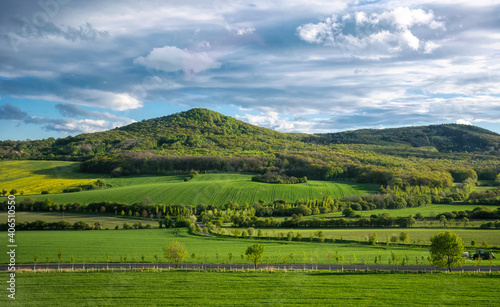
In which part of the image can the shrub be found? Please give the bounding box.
[63,187,83,193]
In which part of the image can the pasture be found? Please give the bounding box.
[1,271,498,306]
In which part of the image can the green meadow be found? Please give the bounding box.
[317,203,500,218]
[232,227,500,247]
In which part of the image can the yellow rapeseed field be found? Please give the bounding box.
[0,160,102,195]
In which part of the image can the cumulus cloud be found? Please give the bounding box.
[456,119,472,125]
[66,90,142,111]
[0,103,28,120]
[134,46,221,75]
[236,111,319,133]
[297,7,445,55]
[424,41,440,54]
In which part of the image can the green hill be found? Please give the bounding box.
[310,124,500,153]
[1,108,500,188]
[0,108,311,160]
[2,109,500,160]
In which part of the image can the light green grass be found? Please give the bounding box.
[12,172,378,206]
[0,228,434,266]
[238,228,500,247]
[0,212,157,229]
[317,203,500,218]
[1,271,499,306]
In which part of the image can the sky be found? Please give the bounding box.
[1,0,500,140]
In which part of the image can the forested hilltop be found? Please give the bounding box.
[309,124,500,153]
[1,108,500,188]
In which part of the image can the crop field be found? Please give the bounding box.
[0,160,103,195]
[316,203,500,218]
[2,228,498,266]
[2,160,378,205]
[1,271,498,306]
[234,228,500,247]
[0,228,431,265]
[0,212,155,230]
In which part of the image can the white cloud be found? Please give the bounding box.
[134,46,220,75]
[401,30,420,50]
[236,111,322,133]
[25,116,134,134]
[424,41,440,54]
[297,7,445,55]
[70,90,142,111]
[384,7,444,30]
[225,24,256,36]
[456,119,472,125]
[297,18,338,45]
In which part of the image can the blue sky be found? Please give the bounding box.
[1,0,500,140]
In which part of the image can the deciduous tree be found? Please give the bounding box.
[163,241,188,268]
[429,231,465,272]
[245,244,265,269]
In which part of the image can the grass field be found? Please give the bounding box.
[0,228,428,265]
[1,271,498,306]
[2,160,377,205]
[2,228,498,266]
[0,212,156,229]
[316,203,500,218]
[233,228,500,247]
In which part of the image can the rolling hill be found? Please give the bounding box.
[2,108,500,160]
[1,108,499,188]
[310,124,500,153]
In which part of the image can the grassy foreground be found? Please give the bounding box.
[1,271,499,306]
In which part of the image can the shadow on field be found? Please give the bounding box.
[31,164,89,179]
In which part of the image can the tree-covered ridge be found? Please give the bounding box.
[309,124,500,153]
[0,108,313,160]
[1,108,500,189]
[2,109,500,161]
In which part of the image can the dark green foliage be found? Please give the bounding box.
[252,171,307,184]
[184,171,198,182]
[310,124,500,153]
[63,187,83,193]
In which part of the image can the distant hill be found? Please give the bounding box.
[1,109,499,162]
[310,124,500,153]
[2,108,500,188]
[0,108,309,160]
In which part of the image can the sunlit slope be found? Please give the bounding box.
[8,171,377,206]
